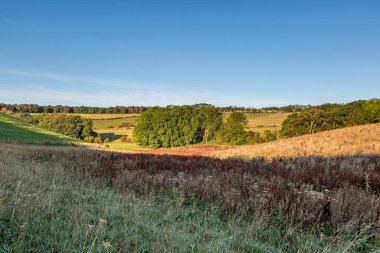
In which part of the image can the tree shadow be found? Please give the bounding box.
[98,132,124,141]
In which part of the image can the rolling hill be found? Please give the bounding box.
[0,113,80,144]
[137,123,380,158]
[212,123,380,158]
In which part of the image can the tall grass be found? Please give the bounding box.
[1,143,380,252]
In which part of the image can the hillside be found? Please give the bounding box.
[212,123,380,158]
[0,113,80,144]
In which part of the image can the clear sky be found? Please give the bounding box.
[0,0,379,107]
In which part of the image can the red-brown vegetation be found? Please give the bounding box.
[15,144,380,235]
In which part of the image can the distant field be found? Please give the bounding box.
[0,113,79,144]
[105,142,151,151]
[91,115,140,150]
[92,117,138,130]
[72,113,139,120]
[96,128,134,141]
[243,112,291,134]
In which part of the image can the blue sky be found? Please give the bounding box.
[0,0,379,107]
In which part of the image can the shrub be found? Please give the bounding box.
[93,136,102,144]
[120,136,132,143]
[263,130,278,142]
[246,131,263,144]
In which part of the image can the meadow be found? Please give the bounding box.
[0,112,79,144]
[1,143,380,252]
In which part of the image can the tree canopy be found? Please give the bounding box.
[133,105,222,148]
[281,99,380,137]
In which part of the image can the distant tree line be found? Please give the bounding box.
[16,113,95,140]
[0,103,305,114]
[217,104,306,113]
[0,104,147,114]
[280,99,380,137]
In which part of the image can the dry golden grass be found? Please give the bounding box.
[70,113,139,119]
[212,123,380,159]
[245,112,291,134]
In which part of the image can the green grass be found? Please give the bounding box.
[93,117,138,130]
[0,113,79,144]
[105,142,151,151]
[0,144,360,252]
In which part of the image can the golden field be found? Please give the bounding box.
[212,123,380,159]
[71,113,139,120]
[244,112,291,134]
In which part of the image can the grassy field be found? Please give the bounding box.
[243,112,291,134]
[2,143,379,252]
[212,123,380,159]
[0,113,80,144]
[92,117,138,130]
[72,113,139,120]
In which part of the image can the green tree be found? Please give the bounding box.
[133,105,223,148]
[217,112,248,145]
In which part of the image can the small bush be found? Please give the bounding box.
[93,136,102,144]
[246,131,263,144]
[263,130,279,142]
[120,136,132,143]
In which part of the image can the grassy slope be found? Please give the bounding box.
[139,123,380,158]
[0,113,79,144]
[0,143,361,252]
[212,123,380,159]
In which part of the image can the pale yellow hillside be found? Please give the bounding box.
[212,123,380,159]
